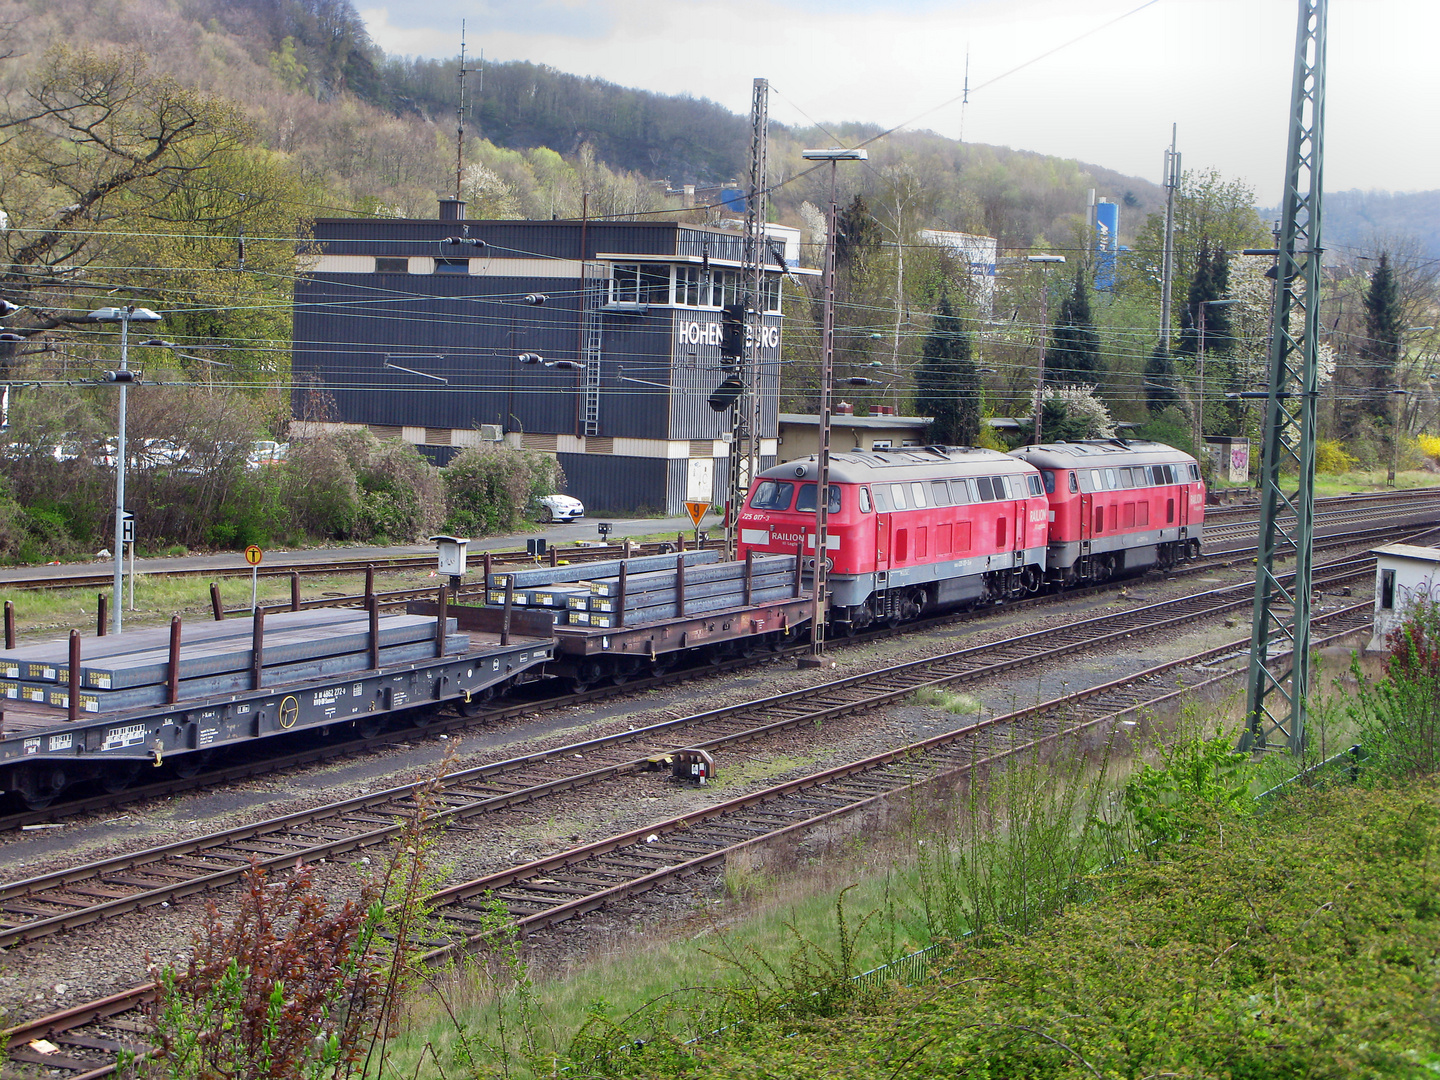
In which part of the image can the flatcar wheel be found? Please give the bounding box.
[101,762,142,794]
[356,715,387,739]
[650,654,677,676]
[571,659,605,692]
[459,687,495,717]
[171,750,215,780]
[611,658,643,685]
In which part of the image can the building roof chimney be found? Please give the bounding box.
[439,198,466,221]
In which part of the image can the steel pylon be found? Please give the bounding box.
[1242,0,1328,755]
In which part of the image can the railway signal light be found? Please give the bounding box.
[708,374,743,412]
[720,303,746,363]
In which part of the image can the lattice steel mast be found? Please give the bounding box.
[1242,0,1327,754]
[727,77,769,556]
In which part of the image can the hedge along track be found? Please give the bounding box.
[0,602,1374,1080]
[0,511,1426,836]
[0,550,1380,950]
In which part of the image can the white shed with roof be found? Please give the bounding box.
[1369,543,1440,652]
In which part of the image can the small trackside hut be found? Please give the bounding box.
[0,602,554,808]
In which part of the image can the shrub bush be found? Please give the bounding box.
[1314,437,1359,474]
[443,445,565,536]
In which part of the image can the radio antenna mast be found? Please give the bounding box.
[455,23,483,201]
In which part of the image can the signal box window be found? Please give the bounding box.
[376,257,407,274]
[434,258,469,274]
[749,480,794,510]
[1381,569,1396,609]
[796,483,842,514]
[612,263,671,305]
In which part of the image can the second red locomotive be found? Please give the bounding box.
[736,439,1204,630]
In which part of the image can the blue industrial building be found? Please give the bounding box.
[291,200,795,514]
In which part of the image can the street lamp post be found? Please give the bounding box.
[89,305,162,634]
[1195,298,1239,468]
[1026,255,1065,445]
[799,146,866,667]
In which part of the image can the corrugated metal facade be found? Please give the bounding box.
[292,214,787,515]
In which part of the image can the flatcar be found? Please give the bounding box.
[736,446,1051,631]
[1008,439,1204,585]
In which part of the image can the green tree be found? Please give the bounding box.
[914,291,979,445]
[1361,253,1404,421]
[1177,241,1233,357]
[1047,268,1101,384]
[1143,344,1179,413]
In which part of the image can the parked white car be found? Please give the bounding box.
[534,494,584,523]
[246,440,289,469]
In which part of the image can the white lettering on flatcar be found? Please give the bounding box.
[103,723,148,751]
[48,733,72,752]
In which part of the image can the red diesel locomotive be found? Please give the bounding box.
[736,445,1051,630]
[1009,439,1205,585]
[735,439,1204,629]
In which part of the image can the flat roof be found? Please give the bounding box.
[779,412,933,429]
[1373,543,1440,563]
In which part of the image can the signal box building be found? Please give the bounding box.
[290,200,797,514]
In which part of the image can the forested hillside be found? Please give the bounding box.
[0,0,1435,500]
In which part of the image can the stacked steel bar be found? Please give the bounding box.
[0,610,462,714]
[484,554,798,628]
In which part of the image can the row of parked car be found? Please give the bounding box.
[3,438,289,471]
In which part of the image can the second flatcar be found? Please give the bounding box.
[736,446,1050,630]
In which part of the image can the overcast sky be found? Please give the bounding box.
[359,0,1435,207]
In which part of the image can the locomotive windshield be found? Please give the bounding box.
[795,483,842,514]
[749,480,795,510]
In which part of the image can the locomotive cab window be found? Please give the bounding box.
[1068,472,1079,493]
[749,480,795,510]
[1041,470,1056,495]
[1091,469,1103,491]
[796,483,842,514]
[872,486,891,512]
[1028,474,1043,496]
[889,484,908,510]
[859,486,873,513]
[1189,463,1201,481]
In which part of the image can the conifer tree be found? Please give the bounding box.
[1144,345,1179,413]
[1178,241,1233,356]
[1047,268,1102,383]
[915,291,979,445]
[1361,253,1404,420]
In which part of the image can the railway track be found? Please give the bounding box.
[0,600,1374,1079]
[0,513,1427,832]
[0,551,1379,950]
[4,488,1436,597]
[0,537,721,594]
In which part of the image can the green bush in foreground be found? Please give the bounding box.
[593,782,1440,1079]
